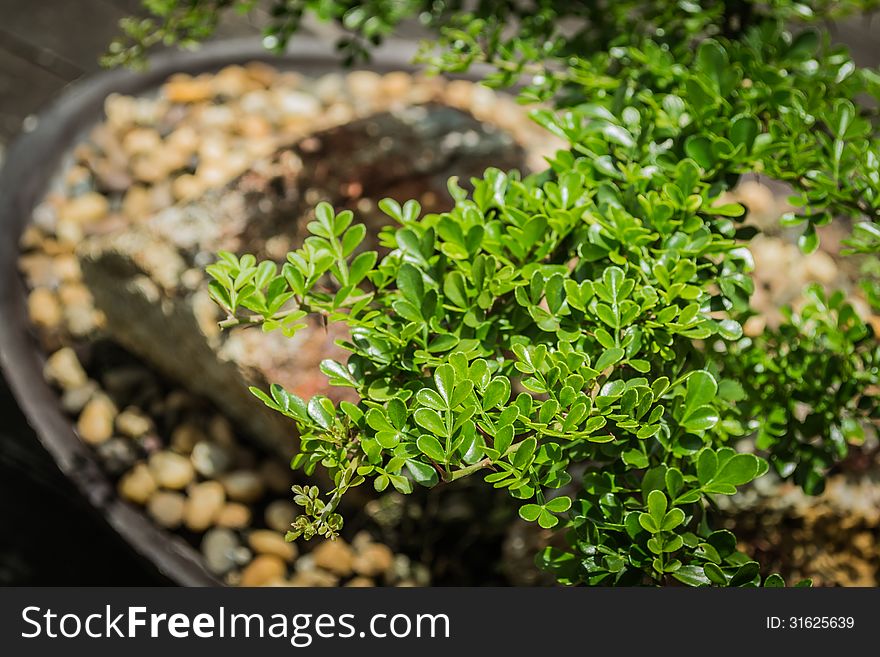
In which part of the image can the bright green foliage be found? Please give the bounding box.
[144,0,880,586]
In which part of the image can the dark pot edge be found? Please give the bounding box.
[0,36,443,587]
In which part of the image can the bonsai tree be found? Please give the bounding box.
[116,0,880,586]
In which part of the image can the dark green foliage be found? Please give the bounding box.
[127,0,880,585]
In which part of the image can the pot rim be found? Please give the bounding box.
[0,36,454,587]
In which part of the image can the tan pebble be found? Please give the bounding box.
[346,577,375,588]
[19,224,45,251]
[221,471,265,503]
[211,65,256,97]
[52,254,81,281]
[122,127,162,156]
[184,481,226,532]
[18,254,57,288]
[244,62,277,87]
[288,570,339,587]
[59,192,109,225]
[43,347,88,389]
[119,463,157,504]
[64,164,91,187]
[116,407,153,439]
[149,451,195,490]
[28,287,62,329]
[736,180,776,219]
[170,422,207,454]
[381,71,412,99]
[248,530,298,562]
[312,539,354,577]
[346,70,382,99]
[163,73,214,103]
[55,218,84,245]
[121,185,154,220]
[743,315,766,338]
[264,499,297,533]
[171,174,205,202]
[64,305,100,338]
[215,503,251,529]
[443,79,474,109]
[240,555,287,587]
[147,491,186,528]
[131,154,170,184]
[804,251,838,285]
[77,393,117,445]
[238,115,271,138]
[352,543,394,578]
[58,282,92,307]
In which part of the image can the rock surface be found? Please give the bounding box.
[78,104,525,454]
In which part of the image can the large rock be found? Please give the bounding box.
[79,104,525,454]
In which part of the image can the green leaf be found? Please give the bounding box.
[519,503,542,522]
[416,434,446,462]
[595,347,624,371]
[415,404,447,437]
[544,496,572,513]
[406,459,439,487]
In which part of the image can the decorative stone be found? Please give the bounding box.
[149,451,195,490]
[170,423,208,455]
[220,470,265,503]
[191,441,233,478]
[240,555,287,587]
[116,407,154,438]
[248,530,298,562]
[184,481,226,532]
[95,437,140,476]
[215,502,251,529]
[60,381,98,414]
[43,347,88,389]
[345,577,375,588]
[118,463,157,504]
[147,491,186,528]
[202,528,240,575]
[264,499,297,533]
[163,74,214,103]
[59,192,109,225]
[352,543,394,578]
[77,393,118,445]
[288,570,338,587]
[28,287,62,330]
[311,539,354,577]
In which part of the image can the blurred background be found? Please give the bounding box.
[0,1,878,585]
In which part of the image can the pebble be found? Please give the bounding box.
[116,407,154,438]
[95,437,140,476]
[76,393,118,445]
[28,288,63,330]
[215,502,251,529]
[345,577,375,588]
[191,441,233,478]
[184,481,226,532]
[52,254,81,281]
[61,381,98,414]
[220,470,265,503]
[248,530,298,562]
[352,543,394,578]
[208,415,236,447]
[118,463,157,504]
[202,528,241,575]
[163,74,214,103]
[311,539,355,577]
[288,570,339,587]
[264,499,297,533]
[58,192,109,225]
[147,491,186,528]
[44,347,88,389]
[240,555,287,587]
[170,422,207,454]
[149,451,195,490]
